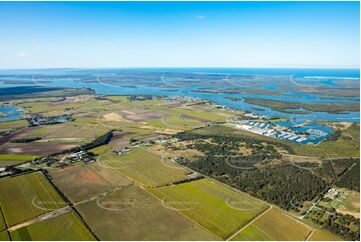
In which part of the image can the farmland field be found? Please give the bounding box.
[230,224,272,241]
[10,212,96,241]
[250,208,311,241]
[147,115,202,130]
[310,229,343,241]
[0,143,77,156]
[166,107,227,122]
[0,154,38,166]
[147,178,269,239]
[0,231,9,241]
[0,120,28,132]
[49,162,132,203]
[76,184,218,240]
[22,121,109,144]
[0,172,65,226]
[98,147,190,186]
[87,144,111,155]
[0,207,6,232]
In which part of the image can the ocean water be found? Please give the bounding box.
[0,68,359,124]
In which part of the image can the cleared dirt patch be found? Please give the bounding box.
[337,191,360,218]
[124,111,164,122]
[108,131,134,150]
[0,143,77,155]
[150,143,204,158]
[102,112,129,122]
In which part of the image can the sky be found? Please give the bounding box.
[0,1,359,69]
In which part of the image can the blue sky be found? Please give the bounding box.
[0,1,359,69]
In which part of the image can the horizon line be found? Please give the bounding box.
[0,66,360,71]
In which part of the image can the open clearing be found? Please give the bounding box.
[102,112,129,122]
[164,107,226,122]
[147,178,268,239]
[98,147,190,186]
[147,115,202,130]
[76,184,217,240]
[337,190,360,218]
[0,172,65,226]
[10,212,95,240]
[49,162,132,203]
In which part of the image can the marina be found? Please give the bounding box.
[232,119,330,144]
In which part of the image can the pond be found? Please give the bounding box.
[0,105,24,122]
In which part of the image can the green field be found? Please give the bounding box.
[167,107,226,121]
[147,115,202,130]
[230,224,272,241]
[0,207,6,232]
[87,144,111,155]
[147,178,268,239]
[0,154,39,167]
[0,120,28,132]
[98,147,190,186]
[0,231,9,241]
[10,212,95,241]
[0,172,65,226]
[251,208,311,241]
[22,121,109,144]
[76,184,217,240]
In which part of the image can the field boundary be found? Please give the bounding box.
[41,170,100,241]
[225,205,273,241]
[0,170,100,240]
[8,206,72,232]
[305,229,316,241]
[116,171,223,240]
[0,206,11,240]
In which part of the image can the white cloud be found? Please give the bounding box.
[16,52,28,57]
[194,15,206,19]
